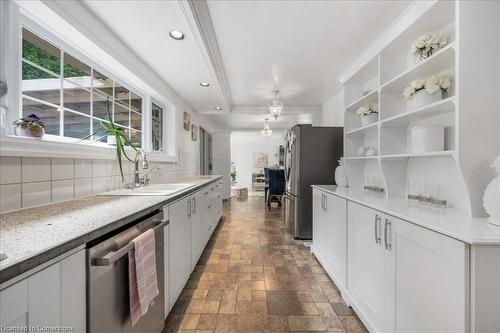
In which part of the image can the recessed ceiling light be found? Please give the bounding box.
[214,107,222,111]
[200,82,210,87]
[169,30,184,40]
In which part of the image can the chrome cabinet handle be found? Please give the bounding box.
[384,218,392,250]
[324,195,327,212]
[321,194,324,210]
[374,214,381,244]
[187,199,191,217]
[193,197,197,214]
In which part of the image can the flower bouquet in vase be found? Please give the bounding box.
[356,104,378,126]
[410,32,447,62]
[403,76,451,108]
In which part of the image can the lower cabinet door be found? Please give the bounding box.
[347,202,386,332]
[169,197,191,307]
[190,191,204,269]
[312,189,323,249]
[0,279,29,329]
[323,193,347,289]
[387,215,468,333]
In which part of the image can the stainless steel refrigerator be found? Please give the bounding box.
[284,124,343,239]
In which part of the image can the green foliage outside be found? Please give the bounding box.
[22,41,87,79]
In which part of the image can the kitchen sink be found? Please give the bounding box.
[97,183,195,196]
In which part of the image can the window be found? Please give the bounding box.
[151,103,164,151]
[21,28,142,146]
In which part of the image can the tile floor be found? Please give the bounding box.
[164,196,367,332]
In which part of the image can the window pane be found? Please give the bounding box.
[114,84,129,106]
[113,102,129,127]
[22,98,59,136]
[131,92,142,113]
[64,110,90,139]
[131,111,141,130]
[63,80,90,114]
[63,53,91,87]
[22,62,60,106]
[129,130,141,147]
[151,103,163,151]
[92,118,109,143]
[92,70,113,97]
[22,28,61,75]
[93,93,111,120]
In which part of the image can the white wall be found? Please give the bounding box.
[230,131,284,189]
[322,89,345,127]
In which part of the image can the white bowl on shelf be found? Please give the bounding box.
[410,125,444,153]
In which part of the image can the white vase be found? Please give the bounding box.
[361,113,378,126]
[413,89,442,108]
[14,126,44,138]
[335,165,349,188]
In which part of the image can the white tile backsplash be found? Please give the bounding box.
[0,150,198,212]
[0,156,21,184]
[74,178,93,198]
[0,184,22,213]
[92,160,107,177]
[75,159,93,178]
[52,179,74,202]
[22,182,51,208]
[22,157,51,183]
[92,177,107,194]
[51,158,74,180]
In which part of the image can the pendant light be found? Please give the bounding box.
[261,118,272,137]
[268,90,283,119]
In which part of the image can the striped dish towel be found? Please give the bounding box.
[128,228,159,326]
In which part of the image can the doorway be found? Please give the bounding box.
[199,126,213,175]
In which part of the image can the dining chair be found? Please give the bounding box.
[267,169,285,210]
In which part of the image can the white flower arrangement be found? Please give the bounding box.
[403,76,452,99]
[356,104,377,117]
[410,32,447,61]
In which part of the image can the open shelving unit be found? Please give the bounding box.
[341,0,499,216]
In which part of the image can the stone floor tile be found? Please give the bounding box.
[267,290,303,315]
[338,316,368,333]
[287,315,326,331]
[178,314,200,330]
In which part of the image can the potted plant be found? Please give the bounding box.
[231,162,237,185]
[13,114,46,138]
[410,32,447,62]
[403,76,451,108]
[356,104,378,126]
[82,97,137,182]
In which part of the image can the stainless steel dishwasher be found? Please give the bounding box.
[87,210,167,333]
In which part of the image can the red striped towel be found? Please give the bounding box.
[128,228,159,326]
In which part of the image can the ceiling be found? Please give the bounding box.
[82,0,412,130]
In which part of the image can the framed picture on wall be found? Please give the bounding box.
[183,111,191,131]
[191,124,198,141]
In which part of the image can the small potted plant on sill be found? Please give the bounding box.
[356,104,378,126]
[410,32,447,62]
[403,76,451,108]
[13,114,46,138]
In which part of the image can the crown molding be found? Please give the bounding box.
[339,0,436,84]
[179,0,233,111]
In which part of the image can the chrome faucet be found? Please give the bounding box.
[134,149,148,186]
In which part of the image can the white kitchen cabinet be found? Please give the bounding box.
[0,249,86,333]
[168,196,191,308]
[347,201,468,333]
[312,189,347,291]
[386,214,468,333]
[347,201,388,332]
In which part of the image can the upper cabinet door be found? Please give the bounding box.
[347,201,386,332]
[386,215,468,333]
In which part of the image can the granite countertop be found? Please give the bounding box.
[0,175,222,284]
[312,185,500,245]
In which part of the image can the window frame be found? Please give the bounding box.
[0,4,178,162]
